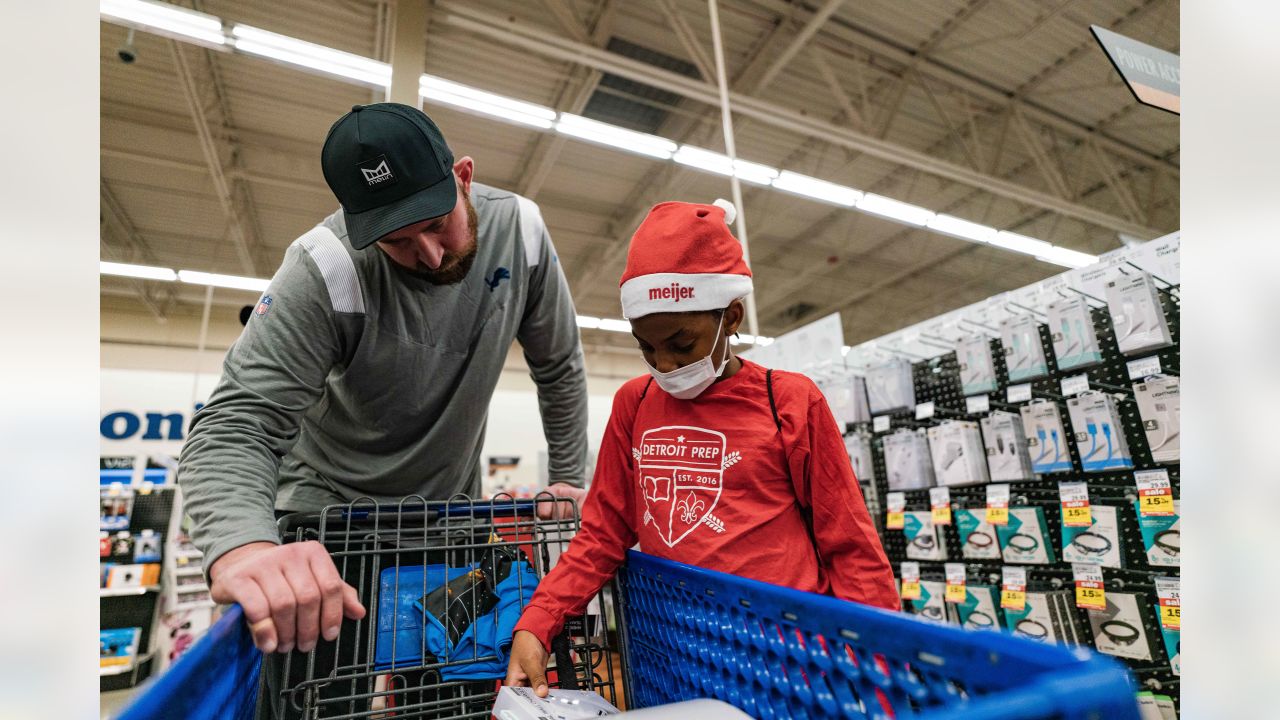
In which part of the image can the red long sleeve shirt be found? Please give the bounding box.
[515,359,898,649]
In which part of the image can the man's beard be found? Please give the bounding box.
[408,190,480,286]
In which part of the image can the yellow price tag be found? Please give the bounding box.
[945,582,966,604]
[986,506,1008,525]
[1062,503,1092,527]
[1000,588,1026,611]
[1160,603,1180,630]
[932,506,952,525]
[901,580,921,600]
[886,510,905,530]
[1140,493,1174,516]
[1075,583,1106,610]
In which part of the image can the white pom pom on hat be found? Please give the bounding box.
[712,198,737,225]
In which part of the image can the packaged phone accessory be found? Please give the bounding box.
[844,432,877,485]
[1003,592,1059,643]
[957,335,998,395]
[1134,376,1181,463]
[884,430,935,491]
[1135,499,1180,568]
[954,585,1001,631]
[903,511,947,561]
[1062,505,1124,568]
[956,508,1001,560]
[908,579,948,623]
[997,507,1056,565]
[1088,592,1154,662]
[866,359,916,415]
[1001,314,1049,382]
[1067,391,1134,472]
[981,411,1035,482]
[1105,271,1173,355]
[927,421,990,487]
[1047,296,1103,370]
[1020,401,1073,474]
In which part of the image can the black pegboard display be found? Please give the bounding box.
[849,276,1179,700]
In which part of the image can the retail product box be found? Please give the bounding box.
[817,370,871,427]
[1088,592,1154,662]
[133,529,162,563]
[956,335,997,395]
[1067,392,1134,472]
[1000,314,1049,382]
[866,359,915,415]
[927,421,990,487]
[1105,271,1173,355]
[997,507,1056,565]
[100,627,141,669]
[883,430,935,491]
[844,432,876,484]
[907,579,948,623]
[1135,499,1180,568]
[1003,592,1059,643]
[954,585,1001,631]
[956,508,1001,560]
[903,511,947,561]
[1134,376,1180,463]
[100,484,133,531]
[1046,296,1102,370]
[1019,401,1073,474]
[981,411,1035,481]
[1062,505,1124,569]
[491,687,620,719]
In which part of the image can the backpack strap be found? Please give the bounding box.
[766,369,782,432]
[639,376,654,401]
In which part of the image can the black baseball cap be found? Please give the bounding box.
[321,103,456,250]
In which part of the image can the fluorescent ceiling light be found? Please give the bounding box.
[100,0,226,46]
[1036,246,1098,269]
[771,171,861,207]
[989,231,1054,257]
[574,315,602,330]
[856,194,935,226]
[420,75,555,129]
[231,25,390,87]
[927,214,997,243]
[597,318,633,333]
[100,261,177,282]
[556,114,677,160]
[178,270,270,292]
[673,146,778,185]
[842,345,852,356]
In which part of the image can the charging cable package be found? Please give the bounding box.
[1047,296,1103,371]
[1067,392,1134,472]
[955,585,1001,631]
[817,370,872,427]
[1135,499,1180,568]
[957,335,998,395]
[956,508,1001,560]
[910,580,949,623]
[1049,590,1087,646]
[1062,505,1124,568]
[1135,376,1181,463]
[997,507,1057,564]
[866,359,916,415]
[1003,592,1059,643]
[903,511,947,561]
[1106,271,1173,356]
[1019,401,1073,474]
[927,421,991,487]
[1000,314,1050,382]
[884,430,936,491]
[844,432,876,485]
[981,411,1035,482]
[1088,592,1154,662]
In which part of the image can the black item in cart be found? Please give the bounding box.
[254,496,620,720]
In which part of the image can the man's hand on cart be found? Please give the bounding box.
[536,482,588,520]
[209,541,367,654]
[505,629,551,697]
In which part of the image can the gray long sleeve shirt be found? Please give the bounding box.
[178,183,588,571]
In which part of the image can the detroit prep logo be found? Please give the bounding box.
[255,295,273,317]
[638,426,733,547]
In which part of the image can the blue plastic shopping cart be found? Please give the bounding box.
[117,499,1138,719]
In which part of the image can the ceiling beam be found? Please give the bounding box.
[100,182,175,322]
[751,0,847,91]
[656,0,715,81]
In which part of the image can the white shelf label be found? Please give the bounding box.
[1061,374,1090,396]
[1002,566,1026,588]
[900,561,920,583]
[873,415,891,432]
[915,402,936,420]
[1008,383,1032,403]
[965,394,990,414]
[1127,355,1163,380]
[886,492,907,513]
[1073,563,1104,585]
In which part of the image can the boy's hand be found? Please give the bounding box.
[537,482,588,520]
[505,630,550,697]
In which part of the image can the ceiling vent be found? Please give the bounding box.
[581,37,700,135]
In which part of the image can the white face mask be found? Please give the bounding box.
[647,313,731,400]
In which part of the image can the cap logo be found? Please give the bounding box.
[649,283,695,303]
[358,155,397,188]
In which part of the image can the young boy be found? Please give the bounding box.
[505,200,897,694]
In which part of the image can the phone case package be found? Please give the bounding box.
[903,511,947,561]
[1105,271,1173,355]
[1062,504,1124,568]
[1000,314,1049,382]
[981,411,1035,482]
[957,335,998,396]
[844,432,876,485]
[997,507,1057,564]
[1135,376,1180,463]
[1020,401,1073,474]
[866,359,916,415]
[884,430,935,491]
[1067,392,1134,472]
[927,421,990,487]
[1047,296,1102,370]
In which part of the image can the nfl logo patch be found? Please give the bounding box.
[256,295,273,316]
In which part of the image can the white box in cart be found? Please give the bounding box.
[927,421,990,487]
[492,687,620,719]
[980,412,1035,482]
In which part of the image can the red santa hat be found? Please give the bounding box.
[619,199,753,319]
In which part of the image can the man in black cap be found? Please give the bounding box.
[178,103,589,657]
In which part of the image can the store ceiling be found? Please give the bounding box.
[100,0,1179,347]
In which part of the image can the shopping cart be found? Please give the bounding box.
[119,496,1139,719]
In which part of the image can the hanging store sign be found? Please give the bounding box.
[1090,25,1180,114]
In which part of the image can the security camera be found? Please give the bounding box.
[118,29,137,64]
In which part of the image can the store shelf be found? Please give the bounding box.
[100,585,161,598]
